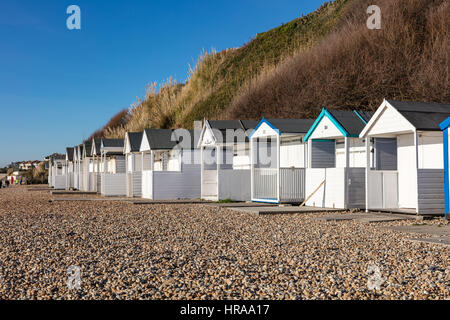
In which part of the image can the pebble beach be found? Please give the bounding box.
[0,186,448,300]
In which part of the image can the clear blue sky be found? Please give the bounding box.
[0,0,326,167]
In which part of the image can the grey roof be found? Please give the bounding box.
[66,148,74,161]
[83,141,93,157]
[144,129,179,150]
[207,120,258,131]
[143,129,201,150]
[92,138,102,155]
[102,139,124,148]
[78,144,84,156]
[55,154,66,160]
[265,118,315,133]
[207,120,258,143]
[387,100,450,130]
[173,129,202,149]
[356,111,375,123]
[327,110,372,136]
[51,154,66,163]
[127,132,144,152]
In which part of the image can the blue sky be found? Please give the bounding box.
[0,0,326,167]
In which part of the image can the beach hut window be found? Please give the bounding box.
[375,138,397,170]
[153,150,180,172]
[255,137,277,169]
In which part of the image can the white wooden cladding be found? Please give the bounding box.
[305,168,366,209]
[367,170,398,209]
[89,173,95,192]
[132,172,142,197]
[141,171,153,199]
[102,173,127,196]
[66,172,74,189]
[218,169,251,201]
[54,176,66,190]
[153,164,201,200]
[253,168,277,200]
[346,168,366,208]
[279,168,305,202]
[96,174,101,193]
[252,168,305,202]
[142,153,152,171]
[127,172,142,197]
[142,164,200,200]
[201,170,217,199]
[116,156,126,173]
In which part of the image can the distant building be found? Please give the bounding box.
[18,160,40,171]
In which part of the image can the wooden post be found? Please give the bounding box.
[414,130,419,214]
[300,180,325,207]
[365,137,370,213]
[344,137,350,209]
[276,135,280,202]
[250,137,254,201]
[200,146,204,199]
[307,138,313,168]
[216,146,220,200]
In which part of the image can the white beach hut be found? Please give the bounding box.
[303,109,374,209]
[65,147,75,190]
[360,99,450,216]
[99,138,126,196]
[124,132,144,197]
[440,117,450,220]
[47,155,53,188]
[198,120,258,201]
[140,128,201,200]
[81,140,95,192]
[50,154,67,190]
[90,138,102,193]
[249,118,315,203]
[73,144,84,190]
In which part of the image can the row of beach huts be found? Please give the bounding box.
[48,99,450,217]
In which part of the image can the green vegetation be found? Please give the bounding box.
[92,0,449,139]
[178,0,349,128]
[93,0,351,138]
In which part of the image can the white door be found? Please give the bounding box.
[202,147,218,200]
[397,133,417,209]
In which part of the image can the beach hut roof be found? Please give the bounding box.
[386,100,450,131]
